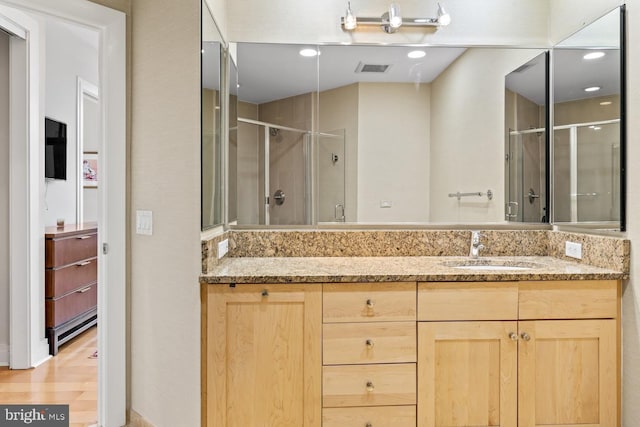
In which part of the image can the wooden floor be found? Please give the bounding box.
[0,327,98,427]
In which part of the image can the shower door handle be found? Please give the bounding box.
[335,204,345,222]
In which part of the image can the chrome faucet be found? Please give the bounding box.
[469,230,485,258]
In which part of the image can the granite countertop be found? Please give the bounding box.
[200,256,626,284]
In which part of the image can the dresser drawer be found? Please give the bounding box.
[519,280,618,319]
[323,283,416,323]
[46,283,97,327]
[46,257,97,298]
[418,282,518,321]
[45,232,98,268]
[323,406,416,427]
[323,322,416,365]
[323,363,416,407]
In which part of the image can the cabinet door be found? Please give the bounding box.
[204,284,322,427]
[418,321,518,427]
[518,319,617,427]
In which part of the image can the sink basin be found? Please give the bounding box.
[441,259,541,271]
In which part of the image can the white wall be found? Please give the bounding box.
[0,31,10,366]
[43,16,98,227]
[130,0,201,425]
[358,83,430,222]
[429,48,544,222]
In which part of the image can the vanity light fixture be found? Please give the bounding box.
[341,2,451,33]
[583,51,606,60]
[584,86,601,92]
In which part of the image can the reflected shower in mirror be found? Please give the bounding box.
[231,43,549,227]
[552,6,624,230]
[505,51,549,224]
[201,2,224,230]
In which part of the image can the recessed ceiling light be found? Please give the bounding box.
[583,51,605,60]
[584,86,601,92]
[600,101,613,106]
[299,48,319,57]
[408,50,426,59]
[593,126,602,130]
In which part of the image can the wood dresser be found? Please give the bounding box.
[45,223,98,355]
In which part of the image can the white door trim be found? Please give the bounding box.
[0,1,127,426]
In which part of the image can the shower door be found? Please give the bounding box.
[316,130,346,223]
[507,129,546,223]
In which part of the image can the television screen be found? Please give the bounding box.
[45,117,67,180]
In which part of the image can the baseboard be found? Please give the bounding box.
[0,343,9,366]
[31,338,52,367]
[127,409,155,427]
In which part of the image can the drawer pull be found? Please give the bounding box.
[76,235,92,240]
[77,286,92,293]
[261,289,269,297]
[366,381,375,392]
[366,424,372,427]
[365,339,374,348]
[521,332,531,341]
[365,299,375,309]
[76,261,92,267]
[509,332,518,341]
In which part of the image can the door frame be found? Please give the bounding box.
[0,1,126,426]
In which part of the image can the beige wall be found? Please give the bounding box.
[236,100,259,224]
[357,82,430,222]
[129,0,201,426]
[0,31,9,365]
[430,48,543,222]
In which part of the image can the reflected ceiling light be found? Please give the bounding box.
[408,50,426,59]
[341,2,451,33]
[583,51,605,60]
[584,86,601,92]
[299,48,319,57]
[600,101,613,106]
[344,2,357,30]
[593,126,602,130]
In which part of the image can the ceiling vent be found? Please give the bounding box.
[355,62,392,73]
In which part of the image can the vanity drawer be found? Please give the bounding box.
[323,322,416,365]
[46,257,97,298]
[323,363,416,408]
[323,282,416,323]
[519,280,618,319]
[45,282,97,327]
[323,406,416,427]
[418,282,518,321]
[45,232,98,268]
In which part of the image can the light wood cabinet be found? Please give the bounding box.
[202,284,322,427]
[417,280,619,427]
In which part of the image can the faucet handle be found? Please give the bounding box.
[471,230,484,243]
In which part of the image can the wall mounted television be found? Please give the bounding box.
[45,117,67,180]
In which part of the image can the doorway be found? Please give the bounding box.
[0,1,126,425]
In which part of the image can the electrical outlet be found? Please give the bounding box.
[218,239,229,259]
[136,210,153,235]
[565,241,582,259]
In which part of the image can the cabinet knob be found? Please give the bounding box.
[366,423,373,427]
[521,332,531,341]
[366,299,375,309]
[365,339,374,349]
[366,381,375,392]
[261,289,269,297]
[509,332,518,341]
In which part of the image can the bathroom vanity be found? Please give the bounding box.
[201,253,623,427]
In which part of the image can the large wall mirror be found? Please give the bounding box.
[201,2,224,230]
[228,43,547,227]
[552,6,625,231]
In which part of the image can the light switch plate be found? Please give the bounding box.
[136,210,153,235]
[565,241,582,259]
[218,239,229,259]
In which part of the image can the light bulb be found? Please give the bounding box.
[388,3,402,28]
[344,2,357,30]
[437,3,451,26]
